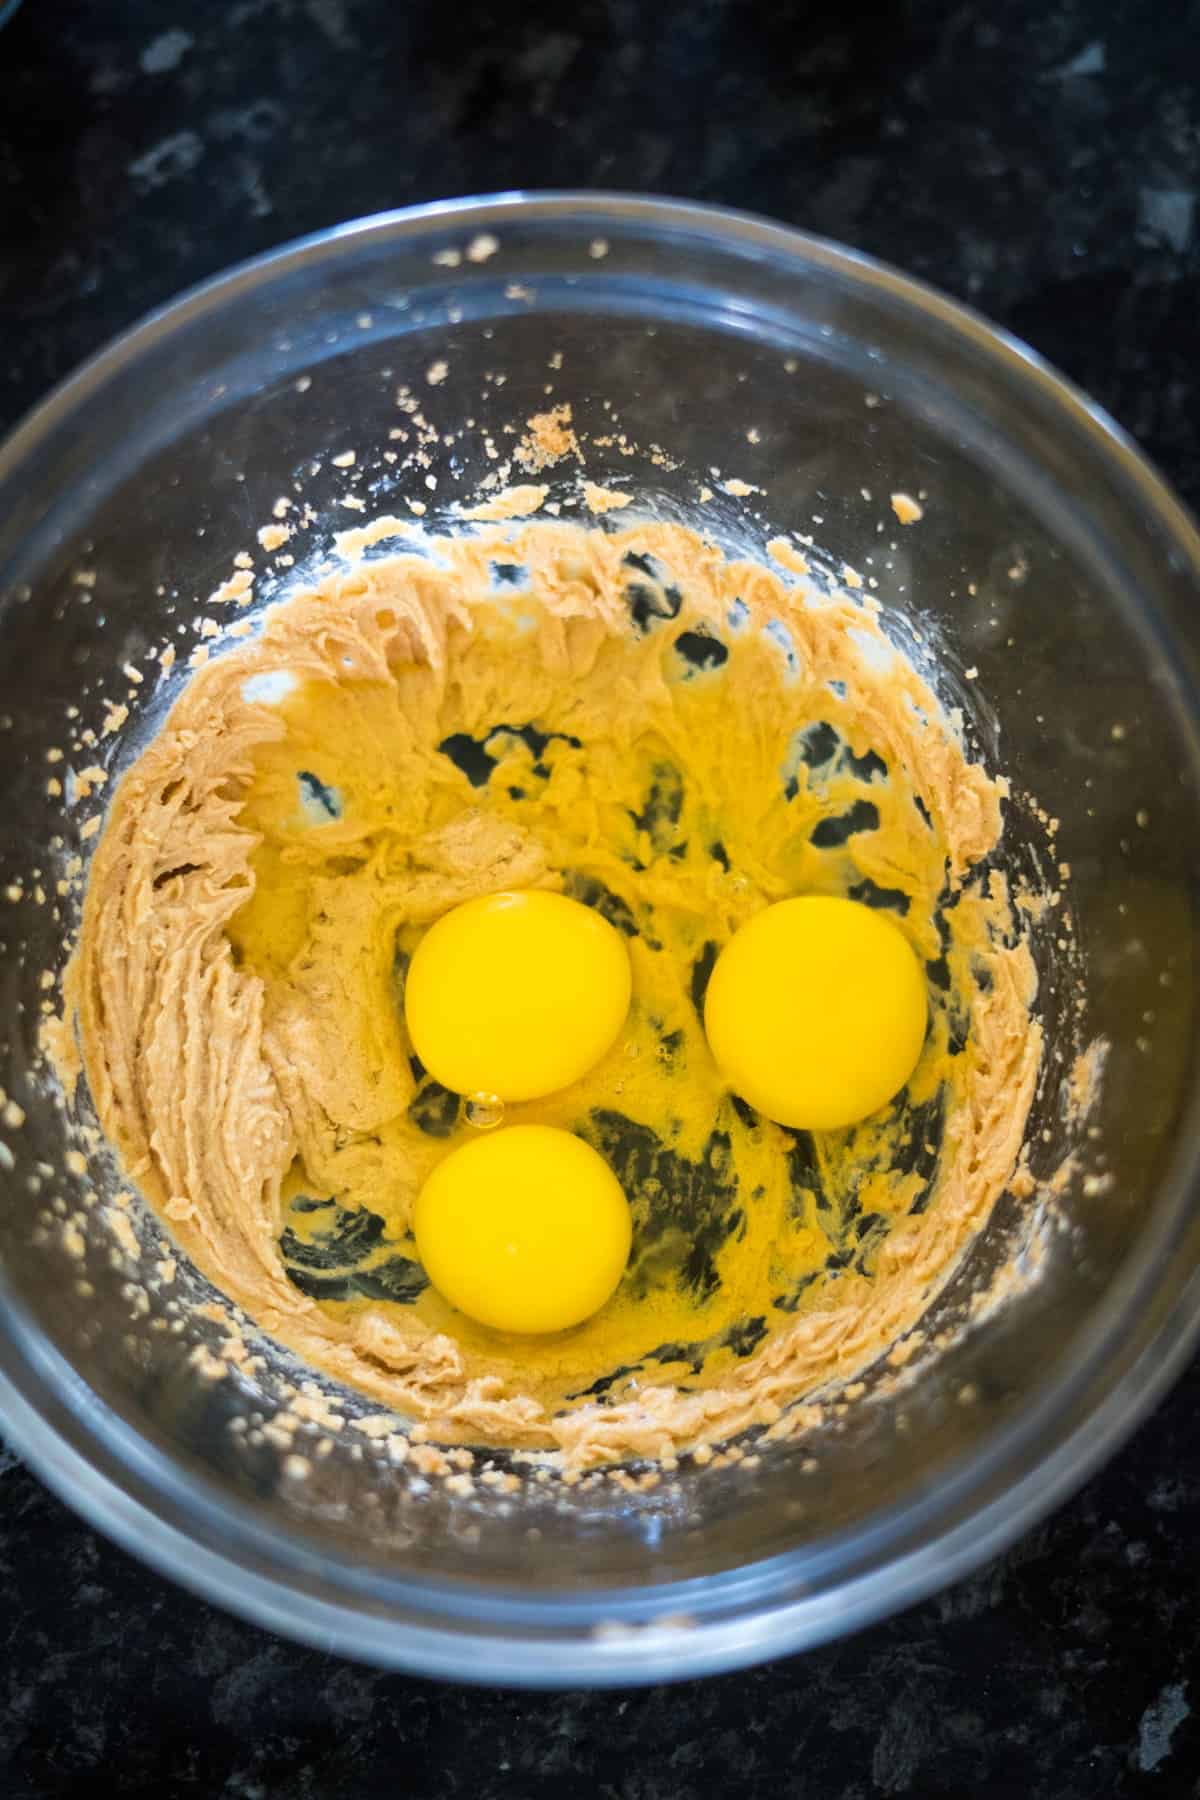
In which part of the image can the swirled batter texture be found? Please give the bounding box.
[70,521,1040,1468]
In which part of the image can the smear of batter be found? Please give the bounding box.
[65,520,1041,1469]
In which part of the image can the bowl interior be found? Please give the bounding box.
[0,200,1197,1658]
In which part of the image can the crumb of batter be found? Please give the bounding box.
[891,493,924,525]
[459,485,549,521]
[60,518,1042,1471]
[581,484,632,515]
[515,405,581,473]
[767,539,810,580]
[210,570,254,608]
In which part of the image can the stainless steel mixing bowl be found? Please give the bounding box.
[0,193,1198,1685]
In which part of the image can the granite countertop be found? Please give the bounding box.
[3,0,1200,1794]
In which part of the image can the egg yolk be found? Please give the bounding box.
[413,1125,632,1334]
[704,895,928,1131]
[404,890,631,1103]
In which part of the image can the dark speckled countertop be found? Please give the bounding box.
[3,1,1200,1794]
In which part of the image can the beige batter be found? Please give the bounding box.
[65,519,1041,1469]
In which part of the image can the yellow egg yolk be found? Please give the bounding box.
[404,889,631,1104]
[704,896,928,1131]
[413,1125,633,1334]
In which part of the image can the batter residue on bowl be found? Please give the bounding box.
[65,518,1041,1469]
